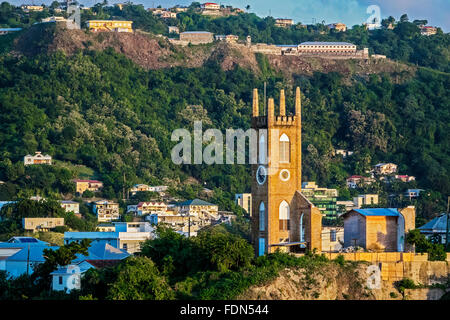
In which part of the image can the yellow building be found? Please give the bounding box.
[86,20,133,33]
[21,5,43,12]
[327,23,347,32]
[74,179,103,194]
[275,19,294,28]
[22,217,64,232]
[251,87,322,256]
[235,193,252,215]
[175,199,218,217]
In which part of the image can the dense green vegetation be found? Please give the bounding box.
[0,38,448,220]
[406,229,447,261]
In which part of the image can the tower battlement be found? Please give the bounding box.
[252,87,301,129]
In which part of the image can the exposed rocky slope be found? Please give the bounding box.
[239,261,449,300]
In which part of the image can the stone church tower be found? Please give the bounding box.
[251,87,322,256]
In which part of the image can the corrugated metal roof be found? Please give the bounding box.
[73,242,129,262]
[419,214,448,232]
[353,208,399,217]
[6,246,58,262]
[177,199,216,206]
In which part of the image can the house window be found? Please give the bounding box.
[59,276,63,285]
[279,134,290,163]
[123,243,128,250]
[259,202,265,231]
[330,229,337,242]
[279,201,290,231]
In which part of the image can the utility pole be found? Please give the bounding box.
[446,196,449,251]
[26,244,30,275]
[123,172,126,201]
[263,82,267,116]
[188,212,191,238]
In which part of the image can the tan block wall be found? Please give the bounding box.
[343,212,366,248]
[365,216,398,251]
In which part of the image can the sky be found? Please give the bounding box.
[11,0,449,31]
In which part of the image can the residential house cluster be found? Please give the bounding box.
[65,222,154,254]
[147,199,223,237]
[337,194,379,215]
[0,236,130,292]
[200,3,244,17]
[129,184,168,196]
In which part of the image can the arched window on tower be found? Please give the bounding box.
[259,134,266,164]
[279,134,290,163]
[259,202,265,231]
[279,200,290,231]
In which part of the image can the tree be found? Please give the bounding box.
[194,228,254,273]
[406,229,446,261]
[107,256,174,300]
[400,14,409,23]
[82,190,94,198]
[32,239,91,291]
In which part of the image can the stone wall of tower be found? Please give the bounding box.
[251,87,310,255]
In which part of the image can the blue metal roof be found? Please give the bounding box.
[6,246,59,262]
[7,237,48,244]
[64,232,119,239]
[73,242,129,262]
[419,214,448,232]
[353,208,400,217]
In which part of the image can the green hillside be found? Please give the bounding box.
[0,2,448,222]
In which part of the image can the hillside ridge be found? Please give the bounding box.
[11,23,416,81]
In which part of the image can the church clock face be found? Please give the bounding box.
[256,165,267,185]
